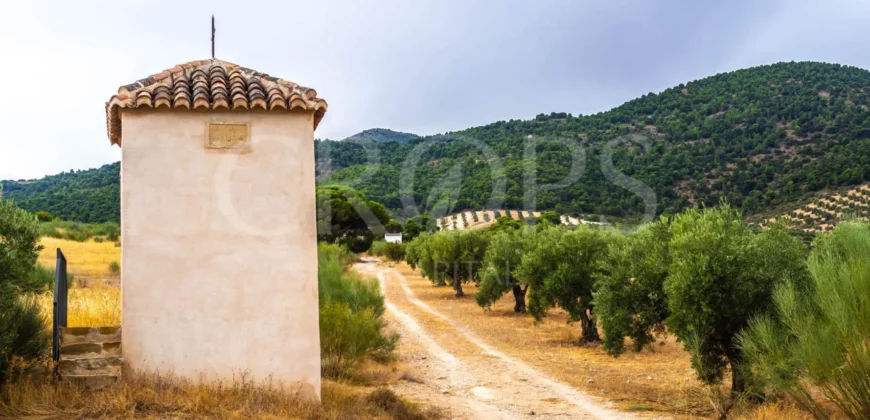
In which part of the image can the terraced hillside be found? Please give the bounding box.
[767,183,870,232]
[435,210,602,231]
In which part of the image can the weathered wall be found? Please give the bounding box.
[120,109,320,399]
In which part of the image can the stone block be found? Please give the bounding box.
[59,327,97,345]
[97,326,122,342]
[62,374,119,390]
[98,326,120,335]
[59,343,103,359]
[102,341,122,356]
[58,357,123,376]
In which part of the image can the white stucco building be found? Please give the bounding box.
[385,232,402,244]
[105,58,327,399]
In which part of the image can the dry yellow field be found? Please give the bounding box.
[33,285,121,327]
[37,237,121,285]
[32,237,122,327]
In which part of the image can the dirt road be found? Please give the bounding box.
[354,258,651,420]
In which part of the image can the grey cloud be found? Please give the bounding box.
[1,0,868,179]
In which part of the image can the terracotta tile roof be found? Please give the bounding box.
[105,58,327,145]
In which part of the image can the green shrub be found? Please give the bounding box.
[108,261,120,274]
[38,226,62,239]
[369,240,387,257]
[93,237,105,243]
[23,264,54,293]
[0,297,51,383]
[383,243,405,262]
[34,212,53,222]
[740,221,870,419]
[0,195,50,384]
[35,221,121,243]
[63,230,89,242]
[22,265,75,294]
[320,302,396,378]
[318,243,397,378]
[318,243,355,267]
[319,253,384,317]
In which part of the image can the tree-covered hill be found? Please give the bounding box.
[0,163,120,223]
[8,61,870,224]
[318,61,870,219]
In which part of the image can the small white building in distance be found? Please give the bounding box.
[385,233,403,244]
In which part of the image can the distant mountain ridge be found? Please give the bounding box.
[344,128,418,143]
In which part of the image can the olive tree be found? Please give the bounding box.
[453,230,488,296]
[595,216,671,356]
[406,230,488,296]
[740,221,870,419]
[405,232,442,285]
[666,205,808,397]
[428,232,461,294]
[0,194,50,383]
[475,228,531,312]
[519,225,612,344]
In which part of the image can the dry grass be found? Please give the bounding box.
[391,262,818,419]
[33,285,121,327]
[38,237,121,285]
[0,371,443,420]
[735,403,815,420]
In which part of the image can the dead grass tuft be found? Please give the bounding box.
[366,387,445,420]
[735,401,815,420]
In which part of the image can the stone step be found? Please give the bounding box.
[59,341,121,360]
[57,326,124,386]
[58,356,124,377]
[62,374,119,390]
[60,326,121,345]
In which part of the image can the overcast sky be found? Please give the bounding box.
[1,0,869,180]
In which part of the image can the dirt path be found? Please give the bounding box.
[354,258,648,420]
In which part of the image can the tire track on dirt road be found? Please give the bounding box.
[356,258,648,420]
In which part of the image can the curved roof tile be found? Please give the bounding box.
[105,58,327,145]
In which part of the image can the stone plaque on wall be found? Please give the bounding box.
[207,123,249,149]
